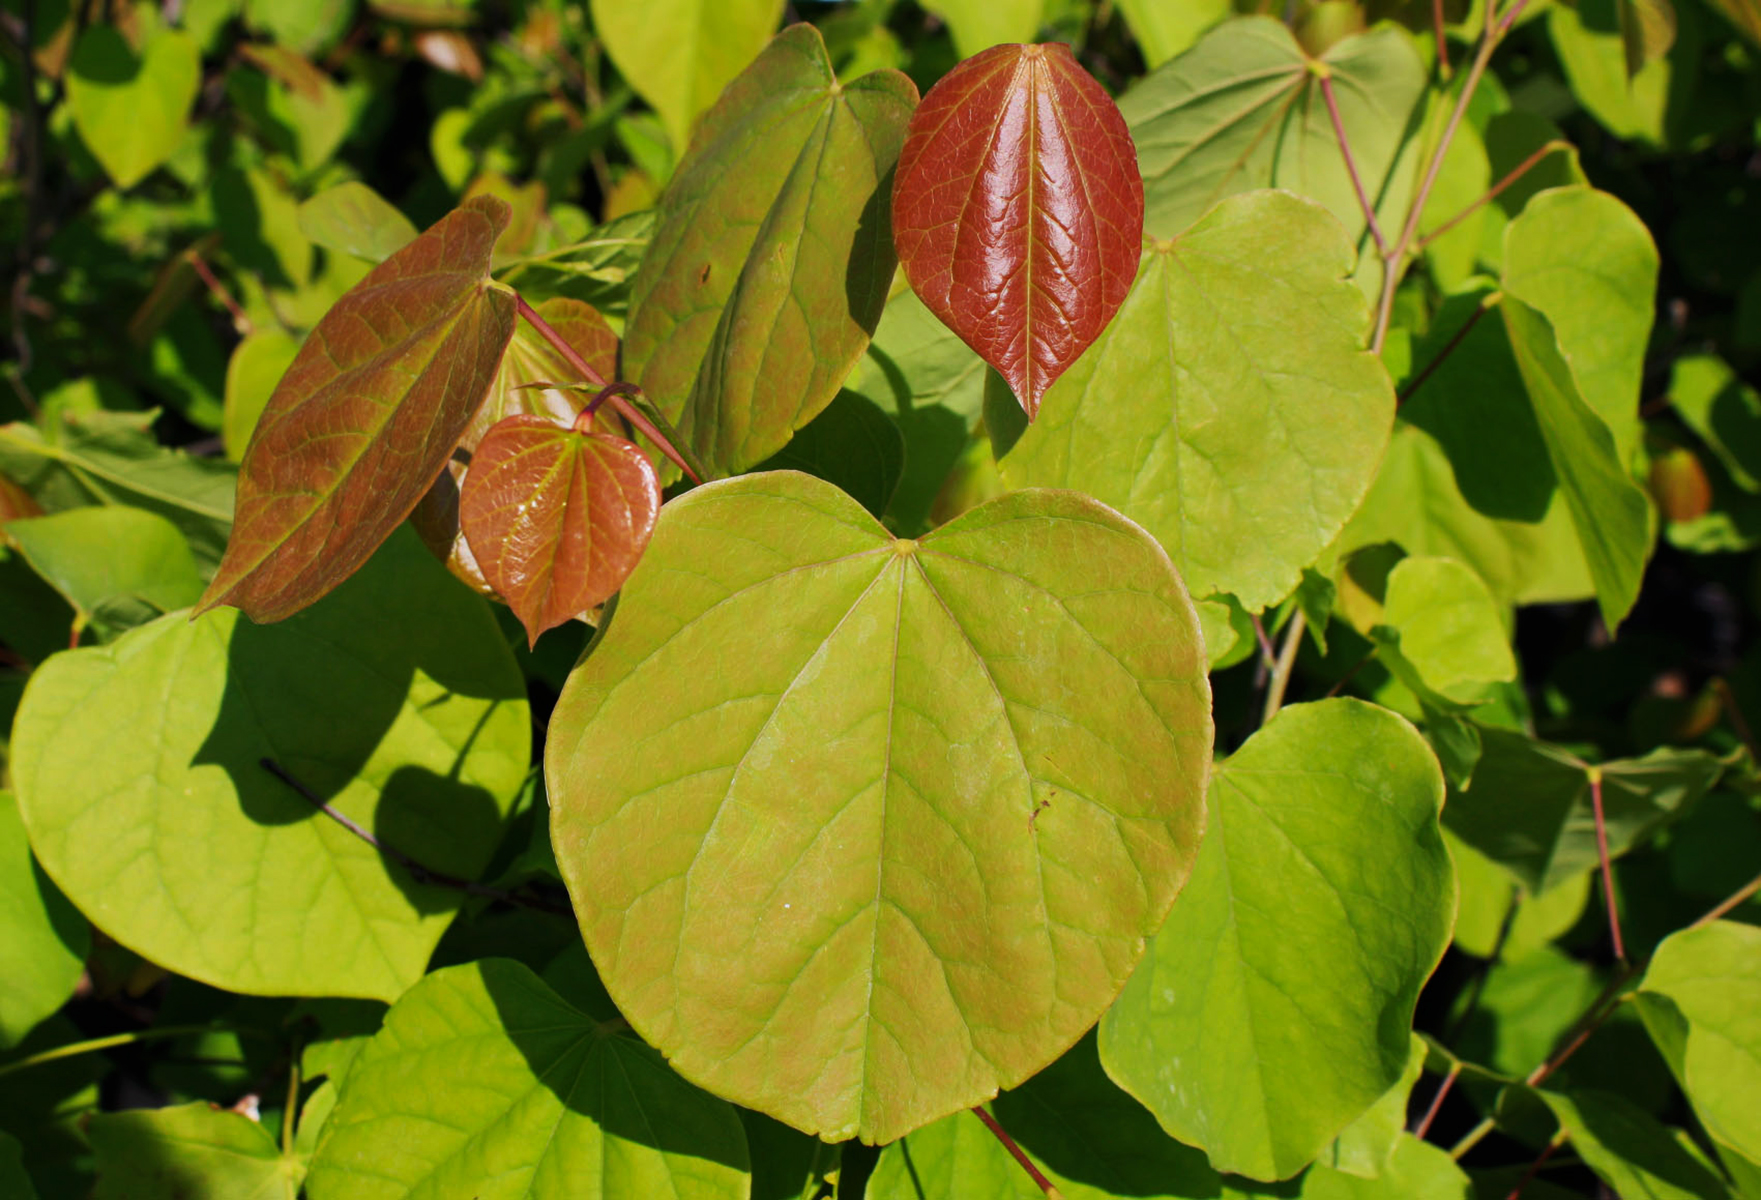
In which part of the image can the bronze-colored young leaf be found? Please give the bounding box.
[195,195,518,623]
[622,23,917,478]
[459,415,661,647]
[892,43,1144,419]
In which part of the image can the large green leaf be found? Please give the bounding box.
[1001,190,1394,611]
[89,1102,301,1200]
[547,472,1212,1143]
[0,410,237,572]
[307,959,750,1199]
[1444,731,1725,895]
[0,793,86,1050]
[1500,296,1652,631]
[67,23,200,189]
[1502,187,1658,465]
[1537,1088,1731,1200]
[590,0,782,157]
[866,1033,1252,1199]
[1120,18,1425,249]
[11,530,529,1001]
[621,24,916,479]
[1636,922,1761,1164]
[1299,1134,1470,1198]
[1099,699,1452,1182]
[197,196,518,624]
[4,507,204,642]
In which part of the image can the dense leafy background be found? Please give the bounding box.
[2,0,1760,1197]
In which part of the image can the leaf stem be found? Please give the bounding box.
[281,1044,301,1157]
[1505,1132,1566,1199]
[1397,294,1496,409]
[1587,768,1626,962]
[1412,1062,1461,1141]
[1692,869,1761,928]
[189,250,253,336]
[259,758,573,918]
[1318,71,1388,258]
[1261,610,1306,725]
[0,1024,273,1081]
[1433,0,1451,77]
[1413,140,1570,252]
[971,1107,1065,1199]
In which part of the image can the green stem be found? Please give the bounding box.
[1262,610,1306,725]
[281,1046,301,1157]
[0,1024,274,1082]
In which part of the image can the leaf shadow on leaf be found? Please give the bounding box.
[478,967,754,1177]
[1401,293,1557,522]
[212,168,297,291]
[70,25,140,86]
[847,165,900,340]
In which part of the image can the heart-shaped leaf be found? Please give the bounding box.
[0,793,86,1051]
[1099,699,1453,1182]
[460,415,662,647]
[893,42,1144,419]
[4,507,205,642]
[547,472,1212,1143]
[89,1103,302,1199]
[67,24,201,189]
[12,530,529,1002]
[196,195,519,624]
[622,23,916,478]
[1000,190,1395,611]
[306,959,751,1200]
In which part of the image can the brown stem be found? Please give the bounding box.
[1434,0,1450,75]
[259,758,573,918]
[189,252,253,335]
[1398,297,1494,409]
[1319,71,1388,258]
[1415,140,1569,252]
[1249,613,1278,671]
[1505,1133,1565,1199]
[1412,1063,1461,1141]
[1588,768,1626,963]
[6,0,44,415]
[972,1107,1065,1199]
[1693,869,1761,928]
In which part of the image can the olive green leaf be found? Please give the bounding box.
[306,959,750,1200]
[0,793,87,1051]
[1321,1035,1427,1179]
[89,1103,302,1200]
[11,530,529,1002]
[917,0,1043,58]
[1115,0,1233,68]
[0,1132,36,1200]
[548,472,1212,1143]
[222,331,303,463]
[590,0,783,157]
[1500,296,1652,632]
[67,23,201,189]
[1376,556,1515,700]
[754,390,904,520]
[1444,730,1725,895]
[1120,18,1425,250]
[1001,190,1395,612]
[297,182,419,265]
[622,24,916,479]
[1669,355,1761,493]
[1536,1088,1732,1200]
[1636,921,1761,1164]
[1300,1134,1471,1199]
[1549,0,1701,147]
[4,507,204,642]
[1100,699,1453,1182]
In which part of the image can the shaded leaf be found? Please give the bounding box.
[1100,699,1453,1182]
[1500,296,1652,632]
[3,507,204,642]
[1302,1134,1470,1198]
[460,415,661,647]
[1444,730,1725,895]
[0,410,237,572]
[196,195,519,624]
[11,530,529,1001]
[622,25,914,479]
[1670,355,1761,494]
[0,792,87,1051]
[306,958,750,1199]
[497,210,657,317]
[1621,0,1678,76]
[1449,830,1591,962]
[1636,922,1761,1164]
[893,43,1143,419]
[590,0,783,156]
[67,23,200,189]
[1537,1088,1731,1200]
[222,331,302,464]
[754,390,904,520]
[89,1102,300,1200]
[1120,18,1425,250]
[547,472,1211,1143]
[1321,1035,1427,1179]
[1001,190,1394,611]
[297,182,419,265]
[0,1133,36,1200]
[1549,0,1698,147]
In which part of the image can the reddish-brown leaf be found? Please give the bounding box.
[459,415,661,647]
[195,195,518,623]
[892,43,1144,419]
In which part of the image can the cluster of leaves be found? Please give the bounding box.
[2,0,1761,1197]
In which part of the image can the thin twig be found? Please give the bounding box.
[1415,140,1569,252]
[1693,870,1761,927]
[1262,610,1306,725]
[1412,1062,1461,1141]
[1505,1133,1565,1199]
[972,1107,1065,1199]
[1249,613,1278,671]
[1398,298,1494,408]
[1433,0,1451,77]
[1319,71,1388,258]
[189,251,253,335]
[259,758,573,918]
[0,1024,275,1081]
[1325,648,1378,698]
[1587,768,1626,962]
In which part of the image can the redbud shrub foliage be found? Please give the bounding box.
[1,0,1759,1197]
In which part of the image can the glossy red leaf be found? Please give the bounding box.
[459,415,661,647]
[195,195,518,623]
[892,43,1144,419]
